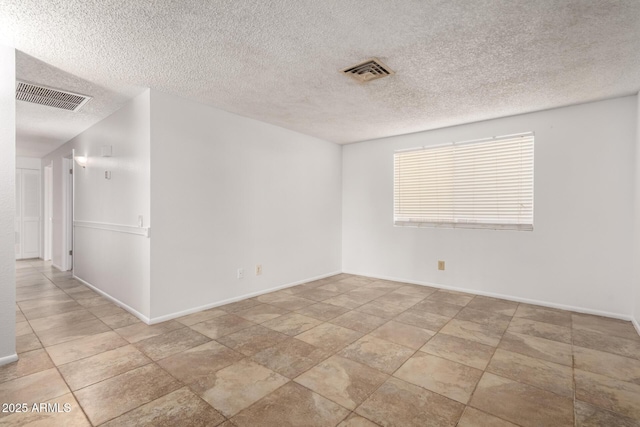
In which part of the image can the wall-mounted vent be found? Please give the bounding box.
[341,58,394,83]
[16,81,91,112]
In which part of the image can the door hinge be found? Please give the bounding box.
[69,168,73,174]
[69,250,72,256]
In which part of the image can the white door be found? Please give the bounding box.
[15,168,41,259]
[44,165,52,261]
[22,169,41,259]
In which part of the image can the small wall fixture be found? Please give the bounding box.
[74,156,88,168]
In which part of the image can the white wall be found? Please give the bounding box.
[16,157,41,170]
[634,93,640,330]
[149,90,342,320]
[343,96,637,318]
[42,91,151,318]
[0,44,17,365]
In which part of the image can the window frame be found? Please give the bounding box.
[393,132,535,231]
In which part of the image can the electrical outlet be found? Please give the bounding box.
[237,268,244,279]
[438,260,445,270]
[255,264,262,276]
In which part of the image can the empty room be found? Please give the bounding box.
[1,1,640,426]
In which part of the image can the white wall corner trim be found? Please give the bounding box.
[634,91,640,335]
[72,275,151,324]
[0,44,17,362]
[147,270,342,325]
[0,354,18,367]
[633,317,640,337]
[343,270,639,325]
[51,263,65,272]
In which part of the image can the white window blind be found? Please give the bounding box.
[394,132,534,230]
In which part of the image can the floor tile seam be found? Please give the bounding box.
[570,334,640,362]
[571,348,640,385]
[223,380,293,422]
[338,410,383,426]
[238,304,294,322]
[44,338,131,369]
[246,331,337,381]
[464,374,572,427]
[452,308,514,332]
[483,359,575,400]
[132,324,209,346]
[47,351,95,426]
[15,304,48,359]
[21,304,88,322]
[572,324,640,343]
[0,347,60,385]
[18,270,108,368]
[500,329,573,348]
[286,379,355,415]
[462,404,530,427]
[362,295,429,314]
[508,314,574,330]
[19,295,50,360]
[186,319,259,342]
[28,310,104,336]
[472,369,578,407]
[572,398,640,425]
[33,315,115,348]
[349,303,461,422]
[119,360,231,427]
[66,359,158,395]
[513,313,573,329]
[463,302,520,423]
[272,319,393,404]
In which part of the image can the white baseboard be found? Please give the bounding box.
[343,270,637,324]
[0,353,18,367]
[148,270,343,325]
[51,263,64,272]
[72,271,342,326]
[72,275,151,324]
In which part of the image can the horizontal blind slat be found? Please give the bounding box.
[394,133,533,228]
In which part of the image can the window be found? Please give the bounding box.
[394,132,534,230]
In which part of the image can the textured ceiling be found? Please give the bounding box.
[1,0,639,157]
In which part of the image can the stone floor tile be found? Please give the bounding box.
[232,382,350,427]
[295,355,388,410]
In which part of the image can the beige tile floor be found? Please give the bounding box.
[2,259,640,426]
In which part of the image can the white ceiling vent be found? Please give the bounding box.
[341,58,394,83]
[16,81,91,112]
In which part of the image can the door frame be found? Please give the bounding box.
[44,162,52,261]
[62,155,74,271]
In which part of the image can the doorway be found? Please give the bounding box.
[62,156,74,271]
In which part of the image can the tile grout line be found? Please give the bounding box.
[25,261,96,427]
[221,281,418,425]
[461,300,527,427]
[345,290,460,425]
[10,268,639,426]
